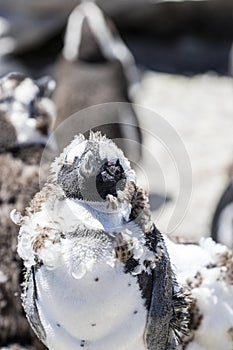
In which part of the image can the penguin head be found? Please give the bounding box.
[0,72,56,151]
[55,131,135,202]
[63,2,114,63]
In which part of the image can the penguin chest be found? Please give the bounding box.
[34,262,148,350]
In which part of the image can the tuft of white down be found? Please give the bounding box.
[8,96,56,148]
[17,192,154,275]
[165,236,233,350]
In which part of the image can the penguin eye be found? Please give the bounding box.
[64,155,80,166]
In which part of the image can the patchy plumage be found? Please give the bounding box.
[13,132,189,350]
[166,236,233,350]
[0,72,56,349]
[53,2,142,162]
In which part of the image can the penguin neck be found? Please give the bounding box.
[85,198,130,214]
[80,198,132,229]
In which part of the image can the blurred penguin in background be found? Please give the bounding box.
[212,33,233,248]
[0,72,56,349]
[211,165,233,248]
[54,1,142,163]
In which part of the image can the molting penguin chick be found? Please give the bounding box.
[54,2,142,162]
[0,72,56,349]
[13,131,190,350]
[0,72,56,152]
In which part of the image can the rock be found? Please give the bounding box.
[135,71,233,240]
[0,0,232,55]
[100,0,233,36]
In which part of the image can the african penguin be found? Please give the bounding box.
[53,2,142,163]
[211,169,233,248]
[0,72,56,349]
[12,131,189,350]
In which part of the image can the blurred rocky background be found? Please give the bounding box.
[0,0,232,75]
[0,0,233,348]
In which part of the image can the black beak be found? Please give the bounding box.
[96,159,126,199]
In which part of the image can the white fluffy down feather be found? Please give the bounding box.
[165,236,233,350]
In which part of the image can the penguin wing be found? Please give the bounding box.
[142,225,178,350]
[22,266,47,346]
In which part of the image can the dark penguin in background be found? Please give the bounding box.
[211,166,233,248]
[54,2,142,163]
[0,72,56,349]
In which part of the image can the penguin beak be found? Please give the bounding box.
[96,159,126,199]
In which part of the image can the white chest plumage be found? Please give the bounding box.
[35,261,147,350]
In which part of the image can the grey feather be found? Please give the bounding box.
[143,225,190,349]
[22,267,47,346]
[144,226,177,349]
